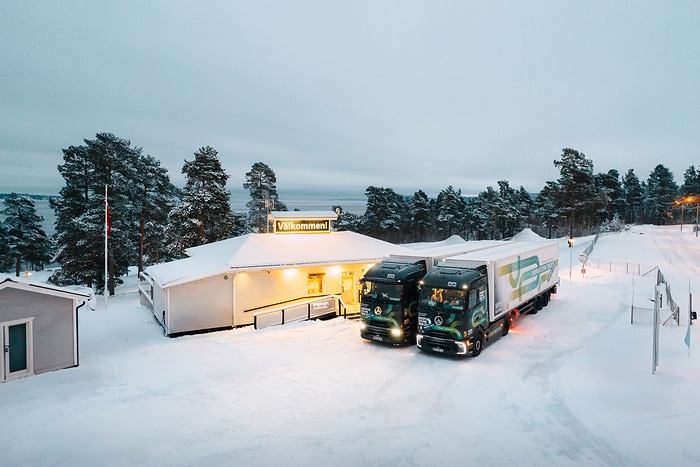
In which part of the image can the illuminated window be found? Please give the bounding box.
[307,273,324,295]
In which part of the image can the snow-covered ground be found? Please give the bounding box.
[3,225,699,466]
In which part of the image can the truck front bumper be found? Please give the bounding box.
[359,321,409,345]
[416,333,469,356]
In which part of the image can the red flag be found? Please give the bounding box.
[106,203,112,236]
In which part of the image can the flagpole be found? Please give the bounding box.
[105,184,108,310]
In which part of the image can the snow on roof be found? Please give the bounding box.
[269,210,338,220]
[511,228,546,241]
[443,240,557,263]
[145,231,415,288]
[390,240,511,260]
[0,274,92,300]
[401,234,466,250]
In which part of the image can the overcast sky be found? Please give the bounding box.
[2,1,699,198]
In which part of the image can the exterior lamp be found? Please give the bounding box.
[567,236,574,280]
[677,195,699,236]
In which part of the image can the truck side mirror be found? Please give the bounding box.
[692,311,697,321]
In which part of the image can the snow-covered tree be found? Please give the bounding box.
[243,162,286,233]
[642,164,678,225]
[471,186,499,239]
[134,154,178,272]
[622,169,644,223]
[681,165,700,196]
[534,181,562,239]
[595,169,625,223]
[50,132,168,294]
[434,185,467,239]
[552,148,600,236]
[362,186,406,241]
[0,222,13,272]
[408,190,432,242]
[1,193,51,275]
[167,146,242,257]
[331,205,361,232]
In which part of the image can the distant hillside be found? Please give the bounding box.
[0,193,58,200]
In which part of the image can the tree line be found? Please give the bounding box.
[0,134,696,293]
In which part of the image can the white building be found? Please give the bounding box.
[139,212,415,336]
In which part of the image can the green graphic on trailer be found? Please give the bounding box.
[497,255,557,301]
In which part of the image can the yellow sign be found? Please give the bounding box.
[274,219,331,234]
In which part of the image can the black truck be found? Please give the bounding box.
[359,258,427,345]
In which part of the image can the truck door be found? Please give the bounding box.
[469,284,488,330]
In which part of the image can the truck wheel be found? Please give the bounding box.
[535,296,543,312]
[502,317,510,336]
[472,333,484,357]
[544,290,551,306]
[530,297,540,314]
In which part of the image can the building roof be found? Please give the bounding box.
[0,274,92,300]
[145,231,415,288]
[269,210,338,220]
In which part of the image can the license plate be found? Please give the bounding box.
[432,347,444,353]
[372,335,384,341]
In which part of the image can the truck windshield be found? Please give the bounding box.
[419,287,465,310]
[361,281,402,302]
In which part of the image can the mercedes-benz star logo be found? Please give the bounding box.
[374,306,382,316]
[435,315,444,325]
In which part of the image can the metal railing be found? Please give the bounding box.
[253,295,350,329]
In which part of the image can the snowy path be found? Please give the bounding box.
[2,226,700,466]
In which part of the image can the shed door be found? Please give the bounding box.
[2,320,33,382]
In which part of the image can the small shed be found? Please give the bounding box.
[0,275,91,383]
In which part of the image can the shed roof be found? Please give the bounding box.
[0,274,92,300]
[145,231,415,288]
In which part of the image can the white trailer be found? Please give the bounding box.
[416,241,559,356]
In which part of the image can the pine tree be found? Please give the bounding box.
[167,146,241,257]
[408,190,432,242]
[595,169,625,223]
[622,169,644,223]
[471,186,500,239]
[0,222,13,272]
[243,162,286,233]
[435,185,467,239]
[534,181,562,238]
[552,148,600,236]
[134,155,178,272]
[362,186,405,241]
[1,193,51,275]
[50,133,156,294]
[642,164,678,225]
[331,205,361,232]
[681,165,700,196]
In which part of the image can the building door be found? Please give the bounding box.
[341,271,355,304]
[2,320,33,382]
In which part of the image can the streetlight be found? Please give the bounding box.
[676,195,699,236]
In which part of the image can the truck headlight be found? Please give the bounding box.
[390,328,402,338]
[359,322,367,331]
[456,342,468,354]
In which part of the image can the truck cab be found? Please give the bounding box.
[416,266,499,356]
[359,258,427,345]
